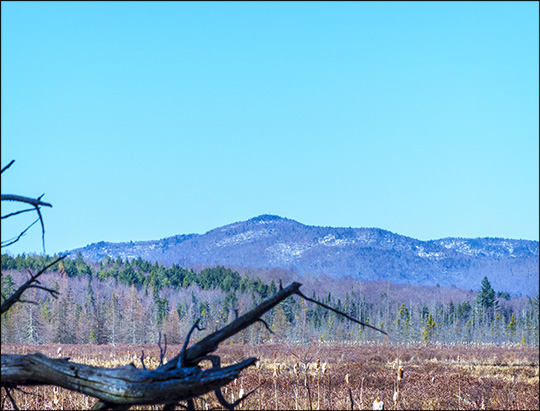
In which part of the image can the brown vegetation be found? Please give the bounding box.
[2,342,538,410]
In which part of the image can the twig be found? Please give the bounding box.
[36,205,46,253]
[179,319,204,367]
[158,332,168,366]
[140,350,146,370]
[202,355,261,410]
[256,318,274,334]
[453,394,472,406]
[160,283,304,372]
[5,387,20,411]
[295,290,388,336]
[1,194,53,208]
[1,255,66,314]
[1,160,15,174]
[1,194,53,253]
[1,218,40,248]
[1,208,36,219]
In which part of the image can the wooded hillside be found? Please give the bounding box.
[2,253,538,347]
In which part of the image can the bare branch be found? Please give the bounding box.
[158,333,168,367]
[1,160,15,174]
[1,218,40,248]
[1,194,53,208]
[140,351,146,371]
[1,193,53,253]
[1,353,257,407]
[36,206,46,254]
[295,289,388,336]
[179,319,204,368]
[1,255,66,315]
[256,318,274,334]
[202,355,262,410]
[161,282,303,371]
[1,207,35,219]
[5,387,20,411]
[26,284,60,298]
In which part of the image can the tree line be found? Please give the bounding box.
[1,253,538,347]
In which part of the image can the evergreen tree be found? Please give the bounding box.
[423,313,436,342]
[475,276,498,323]
[507,313,517,339]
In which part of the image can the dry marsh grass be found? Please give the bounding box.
[1,343,538,410]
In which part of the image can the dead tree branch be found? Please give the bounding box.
[1,194,52,253]
[1,207,37,220]
[1,353,257,406]
[1,159,15,174]
[1,255,66,314]
[1,194,53,209]
[160,282,304,371]
[1,281,387,409]
[158,332,168,367]
[296,289,389,336]
[2,160,54,252]
[1,218,40,248]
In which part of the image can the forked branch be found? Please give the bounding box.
[1,255,66,315]
[2,159,54,253]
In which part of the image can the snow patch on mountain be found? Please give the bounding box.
[415,246,442,258]
[318,234,355,247]
[215,229,270,247]
[266,242,311,263]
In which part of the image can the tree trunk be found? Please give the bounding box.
[2,353,256,406]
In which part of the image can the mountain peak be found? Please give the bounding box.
[248,214,289,223]
[66,216,539,296]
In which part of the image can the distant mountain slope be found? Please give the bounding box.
[65,214,539,296]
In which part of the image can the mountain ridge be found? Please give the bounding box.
[65,214,539,296]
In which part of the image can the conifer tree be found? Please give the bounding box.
[423,313,436,342]
[507,313,517,339]
[475,276,498,324]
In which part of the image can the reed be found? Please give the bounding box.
[1,342,538,410]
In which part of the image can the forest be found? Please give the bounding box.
[2,252,538,347]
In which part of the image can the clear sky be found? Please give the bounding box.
[1,1,539,257]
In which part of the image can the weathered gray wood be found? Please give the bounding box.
[1,353,256,406]
[160,282,303,371]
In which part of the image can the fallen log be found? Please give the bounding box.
[2,353,256,406]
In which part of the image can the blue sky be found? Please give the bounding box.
[1,1,539,256]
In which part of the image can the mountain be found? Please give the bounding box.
[65,214,539,296]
